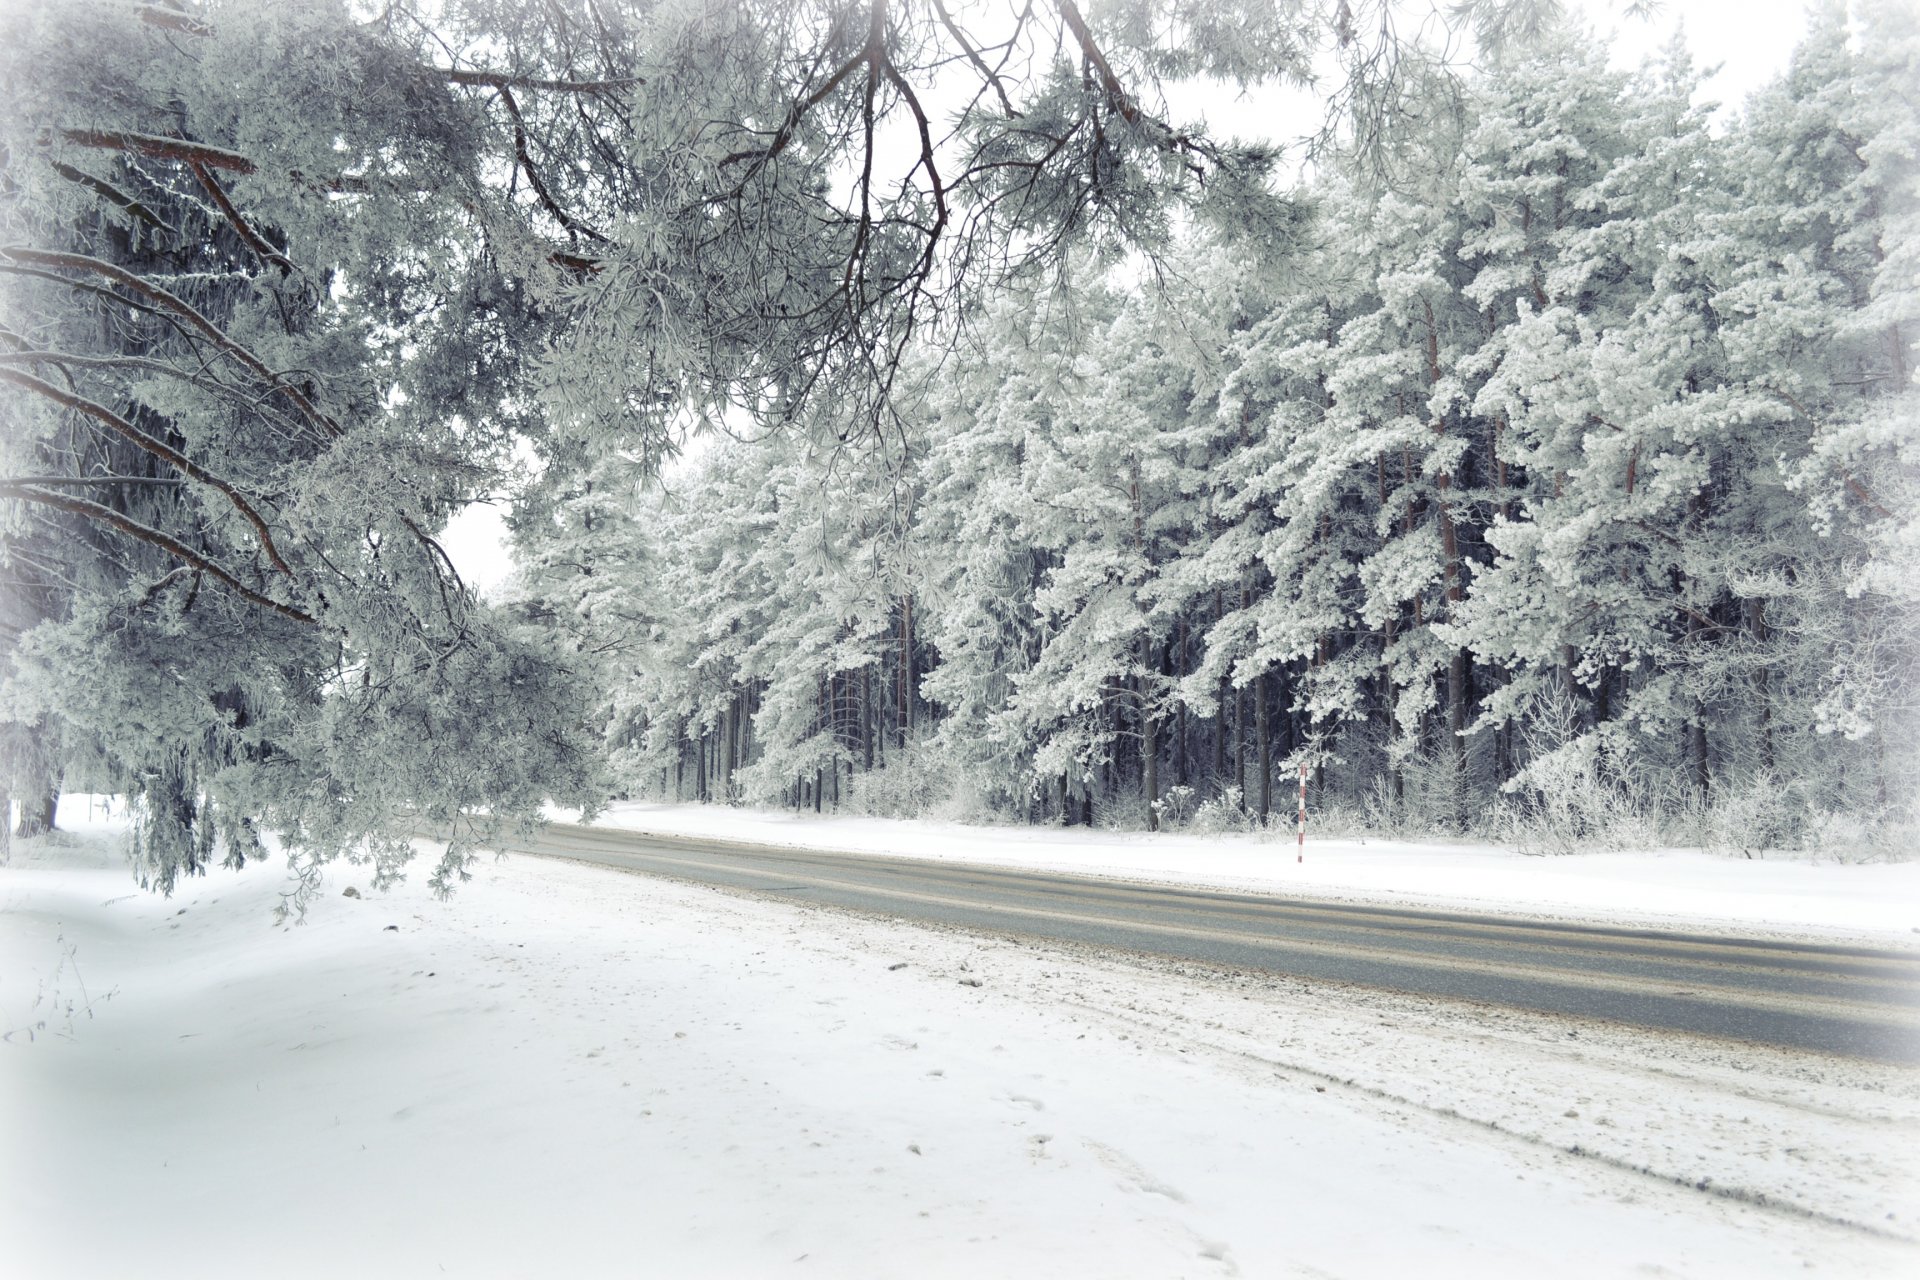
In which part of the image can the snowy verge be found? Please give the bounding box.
[555,800,1920,946]
[4,812,1918,1278]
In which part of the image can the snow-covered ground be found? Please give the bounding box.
[5,801,1918,1278]
[569,801,1920,946]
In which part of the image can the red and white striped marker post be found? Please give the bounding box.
[1296,764,1307,863]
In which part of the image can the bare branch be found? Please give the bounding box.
[441,68,638,93]
[48,162,170,231]
[0,475,185,488]
[0,247,340,440]
[930,0,1021,118]
[189,161,296,276]
[0,366,295,576]
[136,4,210,37]
[498,85,610,244]
[0,349,317,445]
[718,48,870,173]
[0,484,314,625]
[1055,0,1141,126]
[55,129,256,174]
[1054,0,1212,180]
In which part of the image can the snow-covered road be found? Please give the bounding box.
[4,815,1917,1278]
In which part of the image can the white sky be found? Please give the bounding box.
[438,0,1818,598]
[1588,0,1812,107]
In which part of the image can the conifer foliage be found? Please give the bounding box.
[0,0,609,893]
[520,9,1918,845]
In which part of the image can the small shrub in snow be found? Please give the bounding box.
[1154,785,1198,827]
[1190,789,1252,834]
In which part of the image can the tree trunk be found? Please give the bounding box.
[1874,727,1889,810]
[1690,710,1710,797]
[1233,683,1246,807]
[1143,716,1159,832]
[898,593,913,749]
[1256,669,1271,822]
[861,665,874,771]
[1212,590,1226,787]
[1175,623,1189,788]
[1749,598,1773,774]
[1139,632,1159,830]
[1214,674,1228,786]
[1685,596,1709,795]
[15,776,57,837]
[1447,647,1468,825]
[1422,299,1470,826]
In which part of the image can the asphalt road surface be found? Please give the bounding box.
[516,823,1920,1064]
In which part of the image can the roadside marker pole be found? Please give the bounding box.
[1296,765,1306,863]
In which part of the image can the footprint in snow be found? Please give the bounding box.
[1083,1138,1188,1203]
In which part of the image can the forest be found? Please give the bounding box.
[0,0,1914,900]
[515,13,1919,848]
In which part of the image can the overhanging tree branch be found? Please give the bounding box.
[442,68,638,93]
[48,162,170,231]
[0,246,339,440]
[0,366,295,576]
[54,129,255,174]
[0,475,186,488]
[189,161,296,276]
[0,483,314,625]
[0,349,314,446]
[498,85,610,244]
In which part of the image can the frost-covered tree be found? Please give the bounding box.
[0,0,602,894]
[546,9,1916,848]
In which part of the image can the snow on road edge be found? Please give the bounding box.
[558,800,1920,946]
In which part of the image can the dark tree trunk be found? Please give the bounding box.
[1143,718,1159,831]
[1233,684,1246,808]
[1212,590,1226,787]
[861,665,874,771]
[1690,709,1710,796]
[1175,621,1189,787]
[1140,633,1159,830]
[1874,729,1889,810]
[1214,674,1228,786]
[15,777,57,837]
[1256,669,1271,822]
[1749,598,1773,773]
[897,593,913,749]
